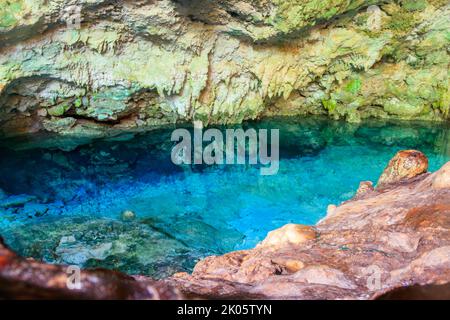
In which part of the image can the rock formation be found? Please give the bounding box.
[377,149,428,188]
[0,238,182,299]
[0,0,449,140]
[169,151,450,299]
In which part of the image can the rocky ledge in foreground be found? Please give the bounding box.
[0,238,182,299]
[170,150,450,299]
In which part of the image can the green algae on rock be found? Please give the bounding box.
[2,216,215,279]
[0,0,449,138]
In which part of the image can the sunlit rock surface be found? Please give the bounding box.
[169,153,450,300]
[257,224,317,248]
[0,0,449,138]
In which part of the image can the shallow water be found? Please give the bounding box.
[0,117,449,278]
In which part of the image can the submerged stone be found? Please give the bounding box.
[0,217,212,279]
[55,239,114,265]
[22,202,48,218]
[0,194,36,208]
[121,210,136,221]
[142,216,245,253]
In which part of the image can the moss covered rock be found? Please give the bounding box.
[0,0,448,137]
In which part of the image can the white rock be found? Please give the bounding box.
[37,108,48,117]
[432,162,450,189]
[121,210,136,221]
[258,224,316,248]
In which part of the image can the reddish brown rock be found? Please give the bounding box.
[355,181,374,198]
[377,150,428,188]
[169,155,450,300]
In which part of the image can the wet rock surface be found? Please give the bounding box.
[169,153,450,300]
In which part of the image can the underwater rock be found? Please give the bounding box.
[55,238,114,265]
[2,217,210,279]
[170,153,450,300]
[22,202,49,218]
[0,237,182,299]
[121,210,136,221]
[0,194,36,208]
[258,224,317,248]
[0,188,6,200]
[143,216,244,253]
[377,150,428,188]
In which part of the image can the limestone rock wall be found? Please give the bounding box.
[0,0,449,137]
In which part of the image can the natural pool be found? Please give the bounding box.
[0,117,450,279]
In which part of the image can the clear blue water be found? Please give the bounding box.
[0,117,449,278]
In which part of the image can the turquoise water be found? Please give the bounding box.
[0,117,449,278]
